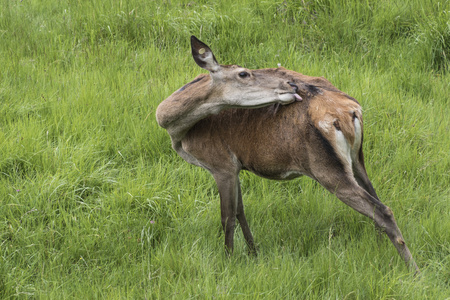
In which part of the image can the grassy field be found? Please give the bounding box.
[1,0,449,298]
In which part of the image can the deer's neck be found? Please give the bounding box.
[156,73,225,143]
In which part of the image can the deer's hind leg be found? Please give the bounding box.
[307,126,419,272]
[313,167,419,272]
[352,148,380,200]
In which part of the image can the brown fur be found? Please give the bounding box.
[182,70,362,181]
[181,71,417,272]
[156,74,211,130]
[156,37,419,273]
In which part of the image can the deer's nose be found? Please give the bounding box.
[288,82,298,92]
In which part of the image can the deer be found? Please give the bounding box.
[156,36,419,273]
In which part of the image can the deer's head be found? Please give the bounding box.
[190,36,302,108]
[156,36,302,140]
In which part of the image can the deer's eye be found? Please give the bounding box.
[238,71,250,78]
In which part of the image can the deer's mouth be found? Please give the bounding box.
[288,82,303,102]
[293,93,302,101]
[276,91,303,104]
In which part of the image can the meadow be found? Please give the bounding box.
[1,0,449,298]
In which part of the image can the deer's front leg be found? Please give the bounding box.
[213,172,239,254]
[236,179,256,255]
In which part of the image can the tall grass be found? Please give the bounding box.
[1,0,449,298]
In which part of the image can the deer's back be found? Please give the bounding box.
[181,80,363,180]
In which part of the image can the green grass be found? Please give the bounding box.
[1,0,449,298]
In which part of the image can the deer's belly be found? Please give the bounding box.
[243,166,304,181]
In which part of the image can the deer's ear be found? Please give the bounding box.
[191,36,220,73]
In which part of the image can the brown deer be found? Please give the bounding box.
[156,36,419,273]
